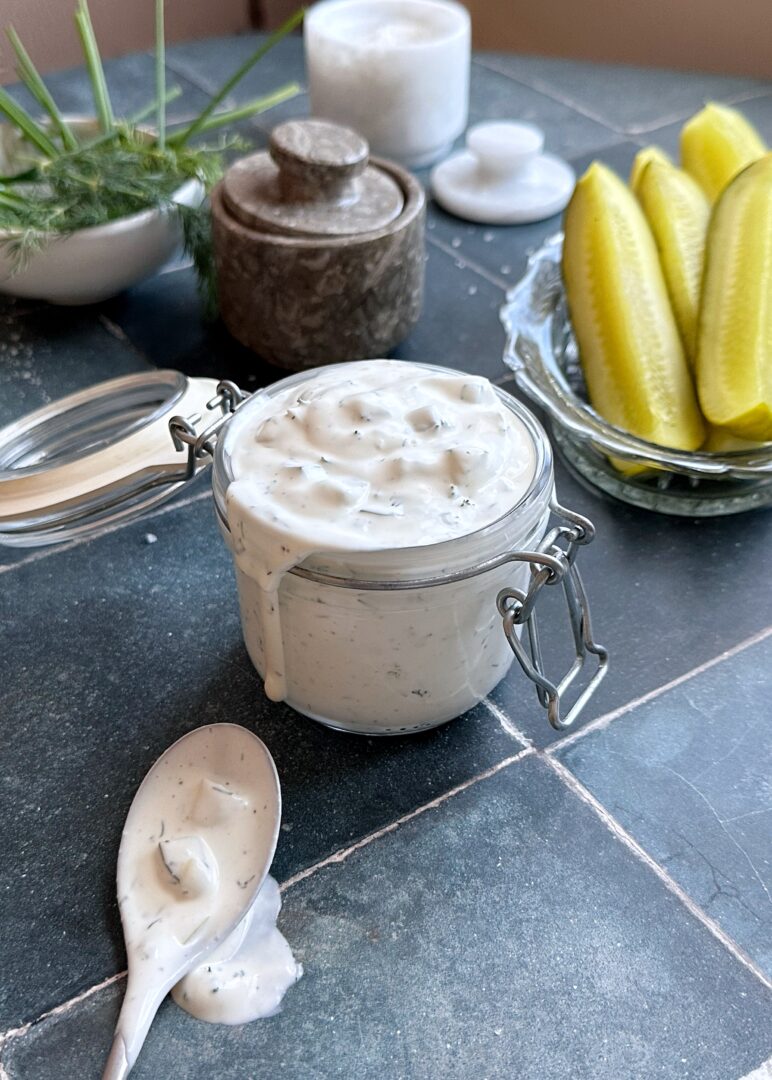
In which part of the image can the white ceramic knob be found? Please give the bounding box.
[467,121,544,181]
[431,120,575,225]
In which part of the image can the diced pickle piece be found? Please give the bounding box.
[635,159,710,364]
[563,162,705,458]
[697,154,772,441]
[158,836,218,899]
[681,103,765,203]
[629,145,672,195]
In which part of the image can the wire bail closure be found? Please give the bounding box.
[497,500,608,730]
[169,380,250,479]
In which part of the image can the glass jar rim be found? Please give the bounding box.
[212,360,554,587]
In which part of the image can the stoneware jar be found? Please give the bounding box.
[0,364,607,737]
[211,119,425,369]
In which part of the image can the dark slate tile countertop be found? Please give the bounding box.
[1,34,771,1080]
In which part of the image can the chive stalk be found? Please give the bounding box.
[74,0,114,134]
[74,86,185,154]
[166,84,301,143]
[6,28,78,151]
[131,86,182,127]
[155,0,166,149]
[174,7,304,146]
[0,87,59,157]
[0,188,28,208]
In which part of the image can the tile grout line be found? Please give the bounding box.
[544,753,772,992]
[425,234,511,291]
[474,55,772,143]
[627,86,772,136]
[280,747,536,892]
[161,55,237,108]
[97,315,158,367]
[6,730,767,1047]
[482,695,533,747]
[472,56,627,135]
[0,487,213,576]
[0,970,127,1055]
[98,313,138,348]
[547,624,772,754]
[97,308,183,402]
[161,51,309,116]
[0,747,536,1051]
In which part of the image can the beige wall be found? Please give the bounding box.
[463,0,772,78]
[3,0,770,83]
[0,0,250,84]
[262,0,772,77]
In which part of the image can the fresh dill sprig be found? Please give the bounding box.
[0,132,222,233]
[177,201,218,318]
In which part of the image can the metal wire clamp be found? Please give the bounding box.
[168,381,250,479]
[497,501,609,730]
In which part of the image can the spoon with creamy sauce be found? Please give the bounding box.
[102,724,281,1079]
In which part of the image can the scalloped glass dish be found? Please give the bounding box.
[500,234,772,516]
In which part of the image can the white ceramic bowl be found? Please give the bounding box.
[0,119,204,305]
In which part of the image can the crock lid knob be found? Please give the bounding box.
[270,119,369,201]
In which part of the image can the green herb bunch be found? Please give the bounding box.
[0,0,303,299]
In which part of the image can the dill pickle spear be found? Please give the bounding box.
[681,103,765,203]
[697,154,772,442]
[629,145,671,195]
[563,162,705,456]
[635,159,710,364]
[702,426,769,453]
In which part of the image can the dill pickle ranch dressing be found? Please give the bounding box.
[117,726,301,1032]
[221,360,544,734]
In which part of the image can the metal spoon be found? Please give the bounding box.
[102,723,281,1080]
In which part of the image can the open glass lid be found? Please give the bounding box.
[0,370,243,548]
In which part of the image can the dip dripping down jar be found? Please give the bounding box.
[210,361,608,735]
[211,119,425,369]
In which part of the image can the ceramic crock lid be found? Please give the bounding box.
[431,121,576,225]
[0,370,223,547]
[220,118,405,238]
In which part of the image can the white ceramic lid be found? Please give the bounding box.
[0,371,220,547]
[430,121,575,225]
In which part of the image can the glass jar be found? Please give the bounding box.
[211,363,607,735]
[0,364,607,734]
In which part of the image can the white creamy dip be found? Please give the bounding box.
[172,875,301,1024]
[116,725,300,1048]
[221,361,545,734]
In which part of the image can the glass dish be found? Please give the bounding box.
[501,233,772,516]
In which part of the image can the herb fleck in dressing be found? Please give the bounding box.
[222,361,541,733]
